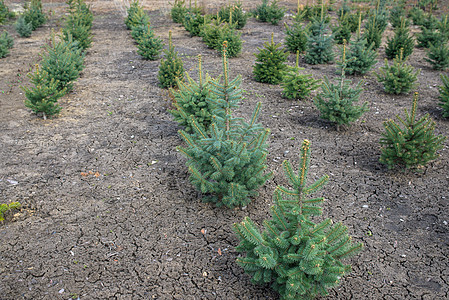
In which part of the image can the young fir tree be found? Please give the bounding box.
[0,0,11,25]
[253,33,289,84]
[281,51,321,100]
[438,74,449,117]
[389,0,410,29]
[332,10,352,45]
[425,42,449,70]
[15,16,33,37]
[170,0,186,23]
[380,92,446,169]
[284,20,309,54]
[170,55,215,134]
[136,23,163,60]
[0,31,13,58]
[158,30,184,89]
[254,0,285,26]
[315,43,368,130]
[125,0,147,30]
[376,49,420,95]
[23,0,46,31]
[62,10,93,50]
[234,139,363,300]
[40,33,85,93]
[342,13,377,75]
[304,6,334,65]
[385,17,414,60]
[183,11,204,37]
[218,1,248,30]
[22,65,67,119]
[178,42,271,208]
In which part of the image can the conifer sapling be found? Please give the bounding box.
[304,4,334,65]
[425,42,449,70]
[234,139,363,300]
[438,74,449,118]
[158,30,184,89]
[284,21,308,54]
[385,17,414,60]
[315,42,368,130]
[178,42,271,208]
[281,51,321,100]
[253,33,288,84]
[15,16,33,37]
[380,92,446,169]
[136,23,163,60]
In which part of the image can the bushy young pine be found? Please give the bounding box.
[385,18,414,60]
[201,17,222,49]
[0,31,13,58]
[315,43,368,130]
[183,11,204,37]
[40,33,85,92]
[158,30,184,89]
[332,11,352,45]
[125,2,149,30]
[253,33,288,84]
[438,74,449,117]
[425,42,449,70]
[281,51,321,100]
[178,43,271,208]
[284,21,308,54]
[15,17,33,37]
[170,55,215,134]
[234,139,363,300]
[218,1,247,29]
[304,16,334,65]
[202,15,243,57]
[23,0,45,31]
[136,23,163,60]
[342,16,377,75]
[389,0,410,29]
[408,7,425,26]
[170,0,186,23]
[254,0,285,25]
[62,9,93,50]
[380,92,446,169]
[22,65,67,118]
[0,0,10,24]
[376,50,420,95]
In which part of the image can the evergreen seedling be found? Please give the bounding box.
[376,50,420,95]
[15,17,33,37]
[136,23,163,60]
[0,0,10,24]
[22,65,67,118]
[438,74,449,117]
[385,18,414,60]
[304,8,335,65]
[253,33,288,84]
[281,51,321,100]
[219,1,247,29]
[170,55,215,134]
[284,21,309,54]
[234,139,363,300]
[23,0,46,31]
[125,0,147,30]
[332,11,352,45]
[362,16,382,50]
[158,30,184,89]
[62,8,93,50]
[315,43,368,130]
[40,33,85,92]
[171,0,186,23]
[425,42,449,70]
[380,92,446,169]
[342,14,377,75]
[254,0,285,26]
[416,27,446,49]
[390,0,409,29]
[184,11,204,37]
[0,31,13,58]
[178,43,271,208]
[0,201,20,222]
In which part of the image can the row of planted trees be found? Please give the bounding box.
[122,2,447,299]
[22,0,93,119]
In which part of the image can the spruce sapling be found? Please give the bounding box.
[23,0,46,31]
[342,13,377,75]
[380,92,446,169]
[15,17,33,37]
[284,21,309,54]
[304,4,334,65]
[125,0,147,30]
[425,42,449,70]
[219,1,247,30]
[158,30,184,89]
[438,74,449,117]
[22,65,67,119]
[253,33,288,84]
[281,51,321,100]
[136,23,163,60]
[315,42,368,130]
[234,139,363,300]
[385,17,414,60]
[332,10,352,45]
[170,55,215,134]
[170,0,186,23]
[254,0,285,25]
[376,49,420,95]
[178,42,271,208]
[0,31,13,58]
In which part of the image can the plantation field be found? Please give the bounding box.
[0,1,448,299]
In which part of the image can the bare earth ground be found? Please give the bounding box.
[0,1,448,299]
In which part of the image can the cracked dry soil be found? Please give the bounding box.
[0,2,448,299]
